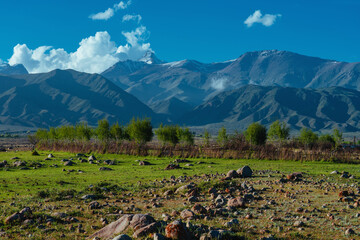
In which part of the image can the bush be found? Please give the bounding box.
[203,129,211,146]
[245,122,267,145]
[76,122,92,141]
[217,127,228,147]
[319,134,335,146]
[299,128,318,145]
[268,120,290,142]
[155,124,180,146]
[177,127,194,146]
[127,118,153,145]
[96,119,111,142]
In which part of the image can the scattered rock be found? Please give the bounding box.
[99,167,113,171]
[88,201,101,210]
[293,221,304,227]
[237,165,253,178]
[345,228,355,235]
[180,209,195,220]
[88,155,97,161]
[63,161,75,166]
[165,220,190,240]
[165,163,180,170]
[139,161,150,166]
[287,172,303,181]
[112,234,132,240]
[225,170,239,179]
[227,197,246,208]
[104,160,115,165]
[48,154,54,158]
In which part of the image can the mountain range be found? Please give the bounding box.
[0,50,359,134]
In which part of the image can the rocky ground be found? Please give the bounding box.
[1,159,360,239]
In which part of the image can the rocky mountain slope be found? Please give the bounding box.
[180,85,360,133]
[102,50,360,109]
[0,69,157,128]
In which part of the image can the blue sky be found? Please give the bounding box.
[0,0,359,73]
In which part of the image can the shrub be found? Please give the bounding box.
[177,127,194,146]
[127,118,153,145]
[268,120,290,142]
[155,124,180,146]
[217,127,228,147]
[96,119,111,142]
[75,122,93,141]
[319,134,336,146]
[245,122,267,145]
[203,129,211,146]
[299,128,318,145]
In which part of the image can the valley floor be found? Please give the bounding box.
[0,151,359,239]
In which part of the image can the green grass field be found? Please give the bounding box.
[1,150,359,201]
[0,150,360,239]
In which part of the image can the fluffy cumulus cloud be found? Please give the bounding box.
[244,10,281,27]
[90,0,132,21]
[122,14,142,23]
[8,27,152,73]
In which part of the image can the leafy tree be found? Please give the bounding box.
[76,122,92,141]
[245,122,267,145]
[35,129,49,141]
[110,122,124,142]
[268,120,290,142]
[319,134,335,146]
[96,119,111,142]
[48,127,58,140]
[299,128,318,145]
[203,129,211,146]
[155,124,179,146]
[333,128,343,146]
[177,127,194,146]
[57,125,76,140]
[127,118,153,145]
[217,127,228,147]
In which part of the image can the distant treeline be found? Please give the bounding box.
[32,119,344,148]
[31,119,360,163]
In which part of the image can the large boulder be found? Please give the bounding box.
[165,220,191,240]
[88,214,133,239]
[225,170,239,179]
[237,166,253,178]
[129,214,156,230]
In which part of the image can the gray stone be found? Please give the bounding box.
[237,165,253,178]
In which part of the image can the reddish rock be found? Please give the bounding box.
[165,220,190,240]
[338,191,350,197]
[286,172,303,181]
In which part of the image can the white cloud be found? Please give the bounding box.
[122,14,142,23]
[244,10,281,27]
[211,77,228,91]
[114,0,132,10]
[89,8,114,20]
[90,0,132,21]
[8,27,152,74]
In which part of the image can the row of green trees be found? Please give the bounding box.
[34,118,344,148]
[35,118,154,145]
[213,120,343,147]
